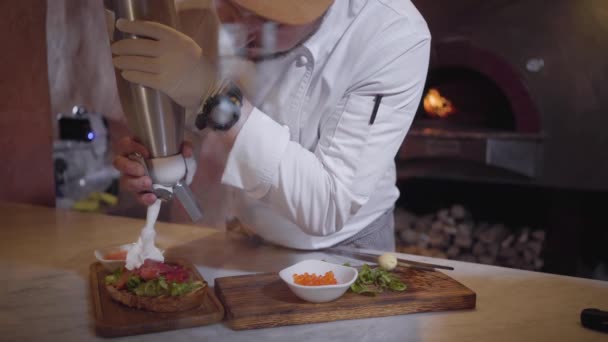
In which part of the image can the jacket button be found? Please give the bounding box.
[297,55,309,66]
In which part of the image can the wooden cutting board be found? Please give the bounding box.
[90,261,224,337]
[215,266,475,330]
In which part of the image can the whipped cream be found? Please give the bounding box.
[125,199,165,270]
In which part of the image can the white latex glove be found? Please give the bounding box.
[111,19,217,110]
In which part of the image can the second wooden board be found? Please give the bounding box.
[214,266,476,330]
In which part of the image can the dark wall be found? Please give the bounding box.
[0,0,55,207]
[413,0,608,190]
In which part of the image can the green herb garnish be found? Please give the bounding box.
[350,264,407,296]
[131,277,203,297]
[104,267,122,285]
[105,267,204,297]
[126,275,142,291]
[170,281,203,296]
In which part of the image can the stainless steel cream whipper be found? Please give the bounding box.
[104,0,203,222]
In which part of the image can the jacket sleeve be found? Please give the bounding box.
[222,35,430,236]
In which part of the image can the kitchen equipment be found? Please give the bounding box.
[54,106,119,208]
[214,266,476,330]
[328,246,455,271]
[104,0,202,221]
[90,260,223,337]
[278,260,358,303]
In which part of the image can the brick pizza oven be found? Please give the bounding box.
[400,39,543,182]
[394,0,608,279]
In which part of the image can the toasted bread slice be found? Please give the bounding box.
[104,260,208,313]
[105,283,207,312]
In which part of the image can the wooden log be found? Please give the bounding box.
[528,241,543,256]
[457,223,473,236]
[499,247,517,259]
[491,224,508,242]
[514,242,526,253]
[430,221,443,234]
[478,229,495,244]
[437,209,450,223]
[479,255,496,265]
[504,257,517,268]
[394,209,417,233]
[444,225,458,236]
[393,222,409,233]
[458,254,476,263]
[399,229,418,245]
[417,233,430,249]
[454,235,473,249]
[472,242,486,257]
[477,222,490,233]
[518,228,530,244]
[427,248,448,259]
[487,243,500,257]
[429,232,445,249]
[446,245,460,258]
[501,234,515,249]
[414,216,432,232]
[523,249,535,263]
[444,217,456,226]
[531,230,546,241]
[450,204,467,220]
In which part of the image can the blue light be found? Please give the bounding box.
[87,132,95,140]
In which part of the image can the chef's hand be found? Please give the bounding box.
[111,19,217,110]
[113,137,194,206]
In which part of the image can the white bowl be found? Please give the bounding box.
[94,243,134,271]
[278,259,358,303]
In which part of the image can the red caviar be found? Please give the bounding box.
[293,271,337,286]
[105,250,128,260]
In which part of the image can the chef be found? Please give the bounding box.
[111,0,431,251]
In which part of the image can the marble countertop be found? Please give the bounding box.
[1,202,607,341]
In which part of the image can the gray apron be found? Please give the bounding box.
[336,208,395,252]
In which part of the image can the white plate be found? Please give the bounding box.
[278,259,358,303]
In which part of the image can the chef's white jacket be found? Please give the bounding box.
[219,0,430,249]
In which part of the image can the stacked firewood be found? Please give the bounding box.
[394,205,545,271]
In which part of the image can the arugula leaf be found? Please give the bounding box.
[349,263,407,296]
[133,278,168,297]
[389,280,407,291]
[126,274,204,297]
[350,282,378,296]
[170,281,203,296]
[126,276,142,291]
[104,274,117,285]
[133,283,146,296]
[158,277,169,290]
[359,264,376,284]
[104,268,123,285]
[143,281,157,296]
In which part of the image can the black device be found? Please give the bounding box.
[57,106,106,142]
[195,85,243,131]
[581,308,608,333]
[58,116,96,142]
